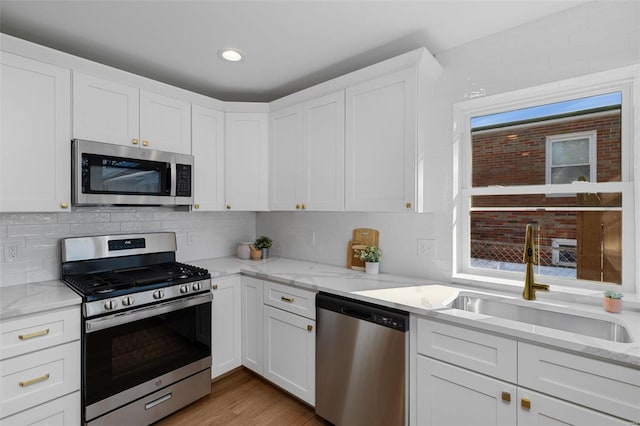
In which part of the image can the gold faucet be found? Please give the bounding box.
[523,223,549,300]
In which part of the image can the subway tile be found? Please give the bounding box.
[68,222,121,235]
[8,224,70,237]
[110,212,152,222]
[120,221,163,232]
[0,213,57,225]
[57,212,111,224]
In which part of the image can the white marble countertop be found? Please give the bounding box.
[0,280,81,320]
[192,256,640,367]
[2,256,638,367]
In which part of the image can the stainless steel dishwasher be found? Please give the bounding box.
[315,292,409,426]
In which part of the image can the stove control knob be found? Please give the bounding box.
[104,299,118,311]
[192,282,202,291]
[180,285,190,294]
[121,296,134,306]
[153,290,164,300]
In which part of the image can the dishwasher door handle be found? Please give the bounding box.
[340,307,372,321]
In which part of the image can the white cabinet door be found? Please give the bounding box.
[518,388,629,426]
[241,276,264,375]
[72,71,140,146]
[263,305,315,406]
[302,91,345,211]
[1,391,80,425]
[225,113,269,211]
[269,106,302,211]
[345,68,417,212]
[140,90,191,154]
[211,275,241,379]
[417,356,516,426]
[192,104,225,211]
[269,91,344,211]
[73,74,191,154]
[0,52,71,212]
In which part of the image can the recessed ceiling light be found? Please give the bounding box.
[219,48,244,62]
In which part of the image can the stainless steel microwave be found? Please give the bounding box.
[72,139,194,206]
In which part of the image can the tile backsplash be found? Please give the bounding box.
[0,208,255,287]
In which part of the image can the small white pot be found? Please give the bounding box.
[365,262,379,275]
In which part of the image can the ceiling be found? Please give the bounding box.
[0,1,587,102]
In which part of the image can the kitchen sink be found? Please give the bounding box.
[450,294,632,343]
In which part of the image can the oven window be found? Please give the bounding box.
[82,154,168,195]
[84,302,211,406]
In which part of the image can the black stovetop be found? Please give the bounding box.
[63,261,210,300]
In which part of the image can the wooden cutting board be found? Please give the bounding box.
[347,228,379,270]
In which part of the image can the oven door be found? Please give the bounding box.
[83,292,212,422]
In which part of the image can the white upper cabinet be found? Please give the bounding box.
[270,91,345,211]
[191,104,225,211]
[225,112,269,211]
[72,72,191,154]
[270,105,302,210]
[72,72,139,146]
[0,52,71,212]
[345,68,417,212]
[139,90,191,153]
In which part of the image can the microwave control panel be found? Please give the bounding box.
[175,164,192,197]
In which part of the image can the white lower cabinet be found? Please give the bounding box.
[0,306,81,423]
[241,276,264,375]
[263,305,315,406]
[1,391,80,426]
[211,275,242,379]
[416,356,516,426]
[415,317,637,426]
[517,388,629,426]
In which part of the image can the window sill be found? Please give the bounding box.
[451,272,640,311]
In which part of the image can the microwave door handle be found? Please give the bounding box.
[169,162,176,196]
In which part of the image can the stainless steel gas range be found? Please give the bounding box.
[61,232,212,426]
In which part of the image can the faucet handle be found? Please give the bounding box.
[523,224,536,263]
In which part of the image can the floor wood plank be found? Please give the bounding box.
[154,369,325,425]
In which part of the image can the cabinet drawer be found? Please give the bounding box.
[264,281,316,320]
[0,340,81,418]
[1,307,80,360]
[417,318,517,383]
[518,342,639,422]
[1,390,80,424]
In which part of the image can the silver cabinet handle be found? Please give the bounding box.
[145,392,172,410]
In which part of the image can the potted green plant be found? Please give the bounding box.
[603,290,623,313]
[255,235,273,259]
[359,245,381,275]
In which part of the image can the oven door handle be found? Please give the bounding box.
[85,292,212,333]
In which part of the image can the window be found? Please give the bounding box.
[454,67,637,293]
[546,131,597,185]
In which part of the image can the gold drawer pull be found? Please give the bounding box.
[501,391,511,402]
[19,373,50,387]
[521,398,531,410]
[307,325,313,332]
[281,296,294,303]
[132,138,139,145]
[19,328,50,340]
[60,202,69,209]
[142,140,149,147]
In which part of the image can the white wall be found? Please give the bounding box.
[257,1,640,281]
[0,208,255,287]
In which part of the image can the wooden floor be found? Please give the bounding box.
[155,368,325,425]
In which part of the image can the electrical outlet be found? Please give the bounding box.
[6,245,17,261]
[417,239,435,257]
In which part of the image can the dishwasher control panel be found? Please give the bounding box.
[372,313,406,330]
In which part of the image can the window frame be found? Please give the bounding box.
[545,130,597,185]
[452,66,638,295]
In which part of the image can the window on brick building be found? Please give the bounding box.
[546,131,597,185]
[454,68,637,293]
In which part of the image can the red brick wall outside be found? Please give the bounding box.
[470,111,621,266]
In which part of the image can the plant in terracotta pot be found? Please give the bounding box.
[603,290,623,313]
[255,235,273,259]
[359,245,381,275]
